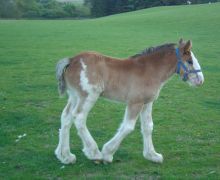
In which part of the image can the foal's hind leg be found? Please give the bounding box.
[140,102,163,163]
[73,94,102,161]
[102,103,143,163]
[55,96,77,164]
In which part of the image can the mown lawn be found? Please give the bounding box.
[0,3,220,179]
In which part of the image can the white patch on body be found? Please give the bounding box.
[80,59,103,94]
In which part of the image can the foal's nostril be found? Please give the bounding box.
[197,79,203,86]
[197,74,204,86]
[200,77,204,84]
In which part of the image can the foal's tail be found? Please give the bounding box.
[56,58,70,96]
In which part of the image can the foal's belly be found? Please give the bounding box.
[101,85,158,104]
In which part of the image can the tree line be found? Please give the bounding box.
[0,0,89,18]
[87,0,219,17]
[0,0,219,19]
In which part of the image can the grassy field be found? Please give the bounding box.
[0,3,220,179]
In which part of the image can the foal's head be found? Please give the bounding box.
[176,39,204,86]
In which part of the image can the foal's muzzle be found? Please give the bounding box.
[188,73,204,86]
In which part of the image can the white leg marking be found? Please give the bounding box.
[140,102,163,163]
[102,103,143,163]
[55,97,77,164]
[73,95,102,161]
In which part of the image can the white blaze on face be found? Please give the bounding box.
[188,52,204,86]
[191,52,204,85]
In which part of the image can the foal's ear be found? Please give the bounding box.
[184,40,192,53]
[179,38,184,44]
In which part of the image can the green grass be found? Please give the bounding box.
[0,3,220,179]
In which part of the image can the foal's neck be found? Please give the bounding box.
[159,50,177,82]
[134,49,177,83]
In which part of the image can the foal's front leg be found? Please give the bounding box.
[140,102,163,163]
[102,103,143,163]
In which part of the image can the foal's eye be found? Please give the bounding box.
[187,60,193,65]
[184,51,190,55]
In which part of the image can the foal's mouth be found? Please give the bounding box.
[188,76,204,86]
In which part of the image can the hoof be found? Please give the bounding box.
[102,146,113,164]
[102,153,113,164]
[83,148,103,161]
[103,160,112,165]
[93,160,102,164]
[144,152,163,164]
[55,148,76,164]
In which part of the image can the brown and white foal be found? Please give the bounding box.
[55,39,204,164]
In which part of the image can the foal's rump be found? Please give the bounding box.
[56,52,110,97]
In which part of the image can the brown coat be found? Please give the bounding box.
[64,44,177,104]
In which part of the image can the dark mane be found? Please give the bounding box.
[131,43,176,58]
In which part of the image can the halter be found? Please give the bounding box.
[175,48,201,81]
